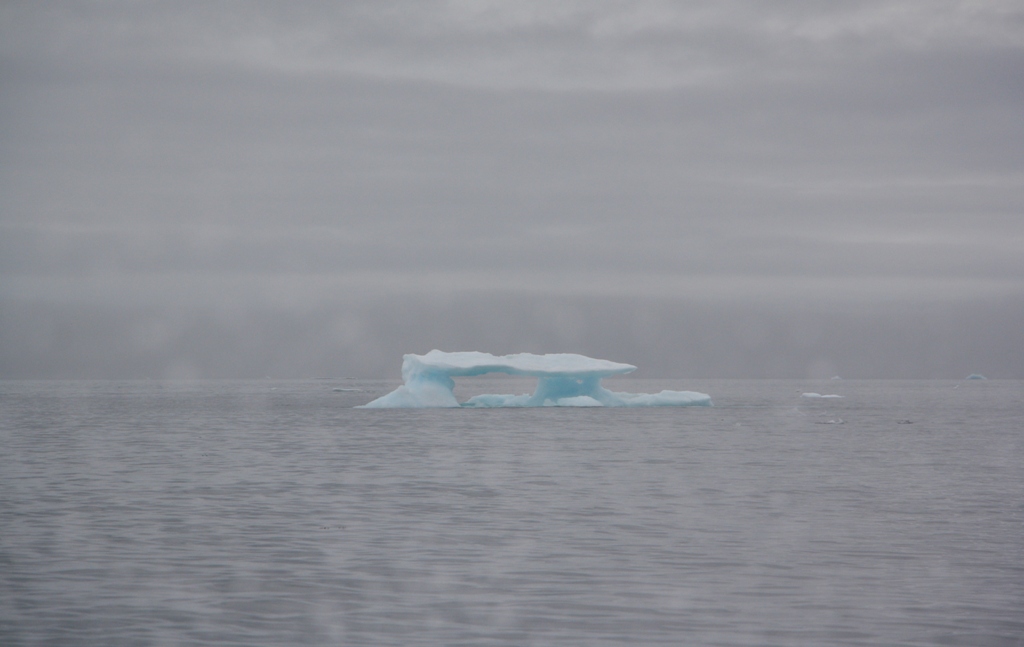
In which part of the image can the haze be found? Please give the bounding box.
[2,1,1022,379]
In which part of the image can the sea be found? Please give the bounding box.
[1,377,1021,646]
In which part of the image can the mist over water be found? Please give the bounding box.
[2,378,1021,646]
[2,294,1022,380]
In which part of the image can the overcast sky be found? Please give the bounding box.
[2,1,1022,379]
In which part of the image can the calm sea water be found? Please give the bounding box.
[1,378,1022,646]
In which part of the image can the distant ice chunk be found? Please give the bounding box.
[358,350,712,408]
[966,374,987,380]
[801,393,845,399]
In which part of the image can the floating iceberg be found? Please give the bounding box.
[801,392,845,399]
[966,374,987,380]
[358,350,712,408]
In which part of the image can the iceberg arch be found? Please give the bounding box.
[358,350,712,408]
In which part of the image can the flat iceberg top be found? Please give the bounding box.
[403,350,636,380]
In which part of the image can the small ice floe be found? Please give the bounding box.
[830,375,843,380]
[801,393,844,399]
[333,388,362,392]
[966,374,987,380]
[815,418,845,424]
[896,419,914,424]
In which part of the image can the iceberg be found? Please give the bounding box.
[801,392,845,399]
[358,350,712,408]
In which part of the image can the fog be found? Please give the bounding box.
[2,2,1022,378]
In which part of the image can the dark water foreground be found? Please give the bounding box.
[1,378,1022,646]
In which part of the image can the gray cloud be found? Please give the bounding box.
[2,1,1022,378]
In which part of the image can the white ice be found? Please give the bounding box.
[358,350,712,408]
[801,392,845,399]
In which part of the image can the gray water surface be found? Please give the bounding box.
[1,379,1022,646]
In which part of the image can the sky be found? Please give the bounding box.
[1,0,1022,379]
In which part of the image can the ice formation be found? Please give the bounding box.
[358,350,712,408]
[801,392,845,399]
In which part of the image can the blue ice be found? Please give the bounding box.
[358,350,713,408]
